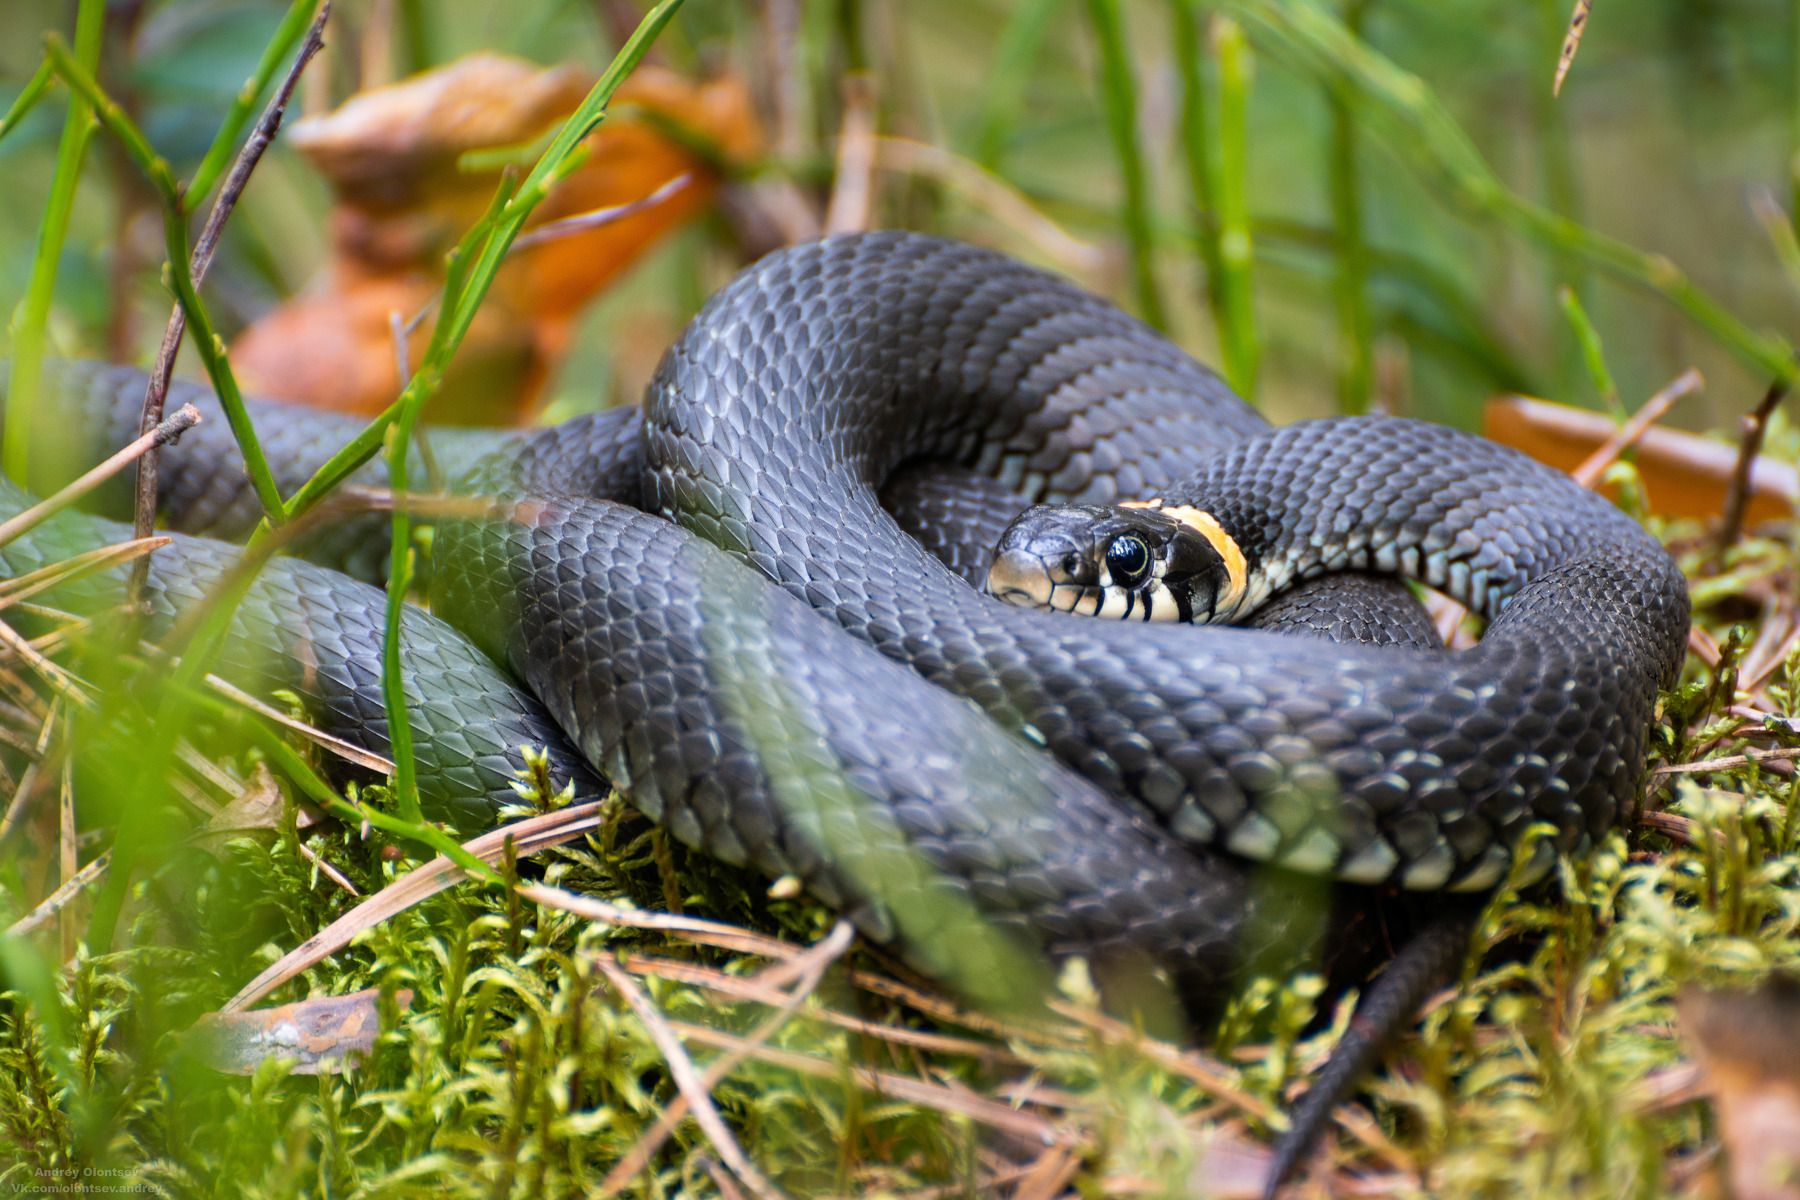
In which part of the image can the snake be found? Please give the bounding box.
[2,230,1688,1061]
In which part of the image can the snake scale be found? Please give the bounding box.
[3,230,1688,1039]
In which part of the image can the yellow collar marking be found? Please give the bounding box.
[1121,498,1247,614]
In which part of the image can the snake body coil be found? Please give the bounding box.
[2,233,1688,1005]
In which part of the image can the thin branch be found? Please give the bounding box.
[1714,378,1790,556]
[0,404,199,550]
[1570,369,1703,488]
[42,34,288,525]
[0,620,94,709]
[203,672,395,775]
[187,0,325,204]
[130,2,331,600]
[623,952,1014,1062]
[295,840,360,896]
[0,60,56,145]
[872,137,1100,273]
[517,884,802,956]
[593,953,789,1200]
[0,706,60,845]
[665,1019,1071,1144]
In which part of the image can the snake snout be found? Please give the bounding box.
[986,546,1057,609]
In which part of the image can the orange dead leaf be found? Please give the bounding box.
[232,54,759,423]
[1485,394,1796,524]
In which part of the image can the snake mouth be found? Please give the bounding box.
[985,549,1055,609]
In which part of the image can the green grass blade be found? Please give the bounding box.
[0,61,56,145]
[1558,285,1623,418]
[185,0,321,205]
[4,0,106,491]
[1212,16,1260,397]
[970,0,1064,169]
[375,0,688,826]
[1327,1,1373,414]
[1218,0,1798,385]
[1084,0,1168,329]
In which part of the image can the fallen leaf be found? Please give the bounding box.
[232,54,759,423]
[1679,976,1800,1200]
[188,760,284,849]
[190,986,412,1075]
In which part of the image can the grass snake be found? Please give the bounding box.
[2,232,1690,1016]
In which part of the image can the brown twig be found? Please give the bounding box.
[0,704,59,845]
[665,1020,1074,1144]
[1637,810,1698,844]
[598,922,856,1196]
[129,2,331,602]
[1714,377,1790,557]
[594,953,788,1200]
[56,756,76,957]
[1743,615,1800,696]
[1652,745,1800,776]
[294,840,360,895]
[1570,368,1702,488]
[0,620,95,708]
[0,405,199,550]
[518,883,801,959]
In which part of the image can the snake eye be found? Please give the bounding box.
[1105,534,1152,587]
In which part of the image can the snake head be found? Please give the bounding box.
[985,502,1242,623]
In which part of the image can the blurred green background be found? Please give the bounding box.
[0,0,1793,435]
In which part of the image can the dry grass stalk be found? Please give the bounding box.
[597,921,856,1195]
[594,951,790,1200]
[1570,368,1702,488]
[0,404,199,549]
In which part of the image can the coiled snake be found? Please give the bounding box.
[1,233,1689,1162]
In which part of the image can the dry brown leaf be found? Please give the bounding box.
[1484,394,1795,524]
[190,986,412,1075]
[190,760,284,847]
[1679,977,1800,1200]
[233,54,760,423]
